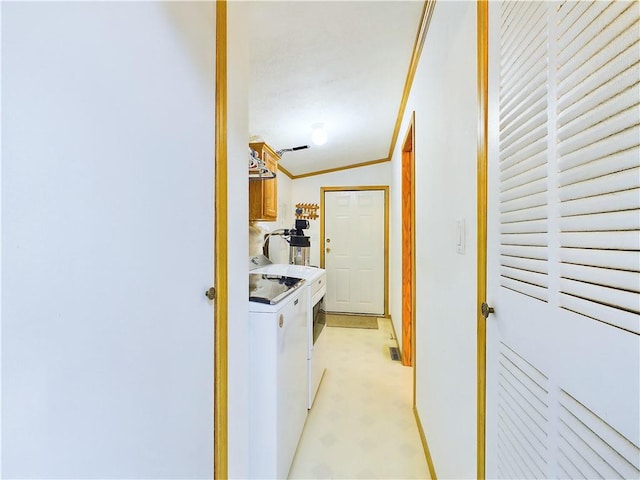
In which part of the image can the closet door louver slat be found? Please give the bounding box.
[558,9,639,97]
[500,2,544,70]
[501,191,548,213]
[500,219,547,235]
[560,279,638,322]
[501,89,547,140]
[557,85,639,141]
[560,230,640,250]
[560,248,638,271]
[501,204,547,224]
[500,244,548,261]
[560,263,639,292]
[560,1,638,75]
[557,2,617,59]
[499,1,549,302]
[560,209,640,232]
[500,165,547,193]
[559,166,640,201]
[500,2,546,86]
[557,0,640,334]
[560,294,639,336]
[501,233,548,247]
[497,342,549,480]
[559,127,639,170]
[500,140,548,176]
[559,188,640,217]
[558,391,640,479]
[559,146,639,187]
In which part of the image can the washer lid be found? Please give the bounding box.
[249,273,304,305]
[249,254,272,270]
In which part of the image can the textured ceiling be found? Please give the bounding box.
[249,1,424,177]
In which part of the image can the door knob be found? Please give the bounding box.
[205,287,216,300]
[326,247,331,253]
[481,302,494,319]
[326,238,331,243]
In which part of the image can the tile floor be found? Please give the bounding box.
[288,318,431,479]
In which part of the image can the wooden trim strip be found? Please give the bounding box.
[401,111,417,397]
[320,188,325,268]
[278,164,294,179]
[477,2,489,480]
[414,406,438,480]
[214,1,228,478]
[320,185,390,192]
[387,0,436,160]
[384,185,390,317]
[290,157,389,180]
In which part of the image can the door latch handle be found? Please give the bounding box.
[326,247,331,253]
[205,287,216,300]
[481,302,494,319]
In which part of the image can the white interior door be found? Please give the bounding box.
[324,189,385,315]
[1,3,215,478]
[485,2,639,478]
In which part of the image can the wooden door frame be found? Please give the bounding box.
[401,113,416,367]
[214,1,228,478]
[477,2,489,480]
[320,186,390,317]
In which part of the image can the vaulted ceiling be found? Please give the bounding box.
[249,1,425,177]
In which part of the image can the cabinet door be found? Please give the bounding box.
[262,150,278,220]
[248,143,278,222]
[248,179,265,221]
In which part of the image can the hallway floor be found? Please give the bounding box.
[288,318,430,479]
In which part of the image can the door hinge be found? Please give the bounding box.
[205,287,216,300]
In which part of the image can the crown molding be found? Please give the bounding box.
[290,157,390,180]
[387,0,436,160]
[278,164,294,179]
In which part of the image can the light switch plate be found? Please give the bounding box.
[456,219,465,255]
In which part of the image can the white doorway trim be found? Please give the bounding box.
[320,186,389,317]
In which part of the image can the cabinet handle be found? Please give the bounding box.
[278,314,284,328]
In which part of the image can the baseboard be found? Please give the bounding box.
[414,406,437,480]
[387,314,398,342]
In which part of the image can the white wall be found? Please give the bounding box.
[389,2,478,478]
[227,3,251,478]
[292,162,391,267]
[1,2,216,478]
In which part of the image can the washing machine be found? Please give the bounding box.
[250,255,327,408]
[248,272,308,479]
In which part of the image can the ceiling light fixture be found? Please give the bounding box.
[276,145,309,156]
[311,123,327,146]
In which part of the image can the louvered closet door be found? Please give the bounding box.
[486,2,640,478]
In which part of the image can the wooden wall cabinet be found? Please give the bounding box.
[249,142,280,221]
